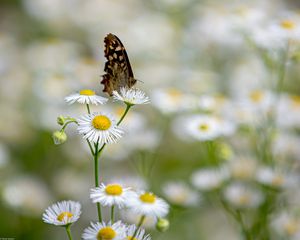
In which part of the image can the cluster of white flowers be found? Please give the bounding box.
[43,86,170,240]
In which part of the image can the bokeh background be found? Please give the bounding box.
[1,0,300,239]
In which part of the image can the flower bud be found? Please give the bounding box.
[52,131,67,145]
[156,218,169,232]
[57,115,66,126]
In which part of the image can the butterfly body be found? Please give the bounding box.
[101,33,136,96]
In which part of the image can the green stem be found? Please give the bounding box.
[111,205,115,223]
[236,210,252,240]
[94,141,102,222]
[65,225,73,240]
[131,215,146,240]
[86,104,91,114]
[276,42,289,95]
[87,139,94,155]
[61,120,78,131]
[117,104,132,126]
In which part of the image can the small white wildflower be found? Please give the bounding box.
[77,112,123,144]
[65,89,108,105]
[42,200,81,226]
[113,87,150,105]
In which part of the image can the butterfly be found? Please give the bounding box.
[101,33,137,96]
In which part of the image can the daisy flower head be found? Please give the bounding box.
[125,224,151,240]
[185,114,222,141]
[113,87,150,106]
[82,221,126,240]
[127,191,169,218]
[65,89,108,105]
[42,200,81,226]
[77,112,123,144]
[90,183,136,209]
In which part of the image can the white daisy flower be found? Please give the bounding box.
[77,112,123,144]
[162,181,200,207]
[191,167,229,191]
[113,87,150,105]
[185,115,222,141]
[82,221,126,240]
[90,183,136,209]
[125,224,151,240]
[223,182,264,209]
[65,89,108,105]
[127,192,169,218]
[42,200,81,226]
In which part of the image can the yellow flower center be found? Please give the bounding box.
[105,184,123,196]
[57,211,73,222]
[140,192,156,203]
[238,195,250,205]
[284,220,299,235]
[80,89,96,96]
[92,115,111,130]
[199,123,209,132]
[249,90,263,103]
[290,95,300,107]
[97,227,116,240]
[272,175,284,186]
[167,89,182,100]
[280,20,296,30]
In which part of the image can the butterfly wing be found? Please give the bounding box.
[101,33,136,96]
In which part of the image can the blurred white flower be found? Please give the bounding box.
[198,94,229,113]
[82,221,126,240]
[223,182,264,209]
[272,212,300,238]
[272,132,300,159]
[65,89,108,105]
[77,112,123,144]
[113,87,150,105]
[151,88,197,114]
[277,94,300,129]
[252,14,300,49]
[188,6,244,50]
[2,176,52,216]
[229,90,275,125]
[90,183,136,209]
[191,167,229,191]
[42,200,81,226]
[127,192,169,218]
[162,181,200,207]
[256,167,297,188]
[183,115,223,141]
[228,157,258,180]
